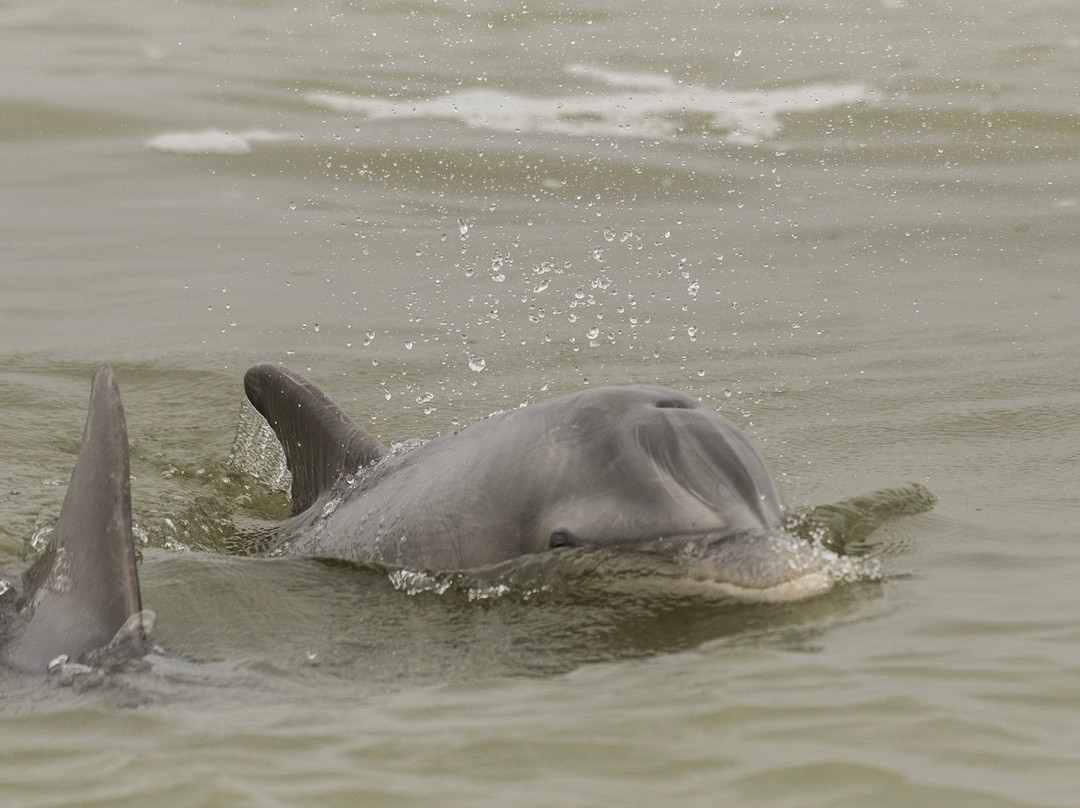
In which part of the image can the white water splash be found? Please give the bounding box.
[228,400,291,492]
[144,129,296,156]
[306,64,876,145]
[388,568,453,596]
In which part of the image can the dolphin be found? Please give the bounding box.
[244,364,837,601]
[1,365,150,673]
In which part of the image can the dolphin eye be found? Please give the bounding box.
[549,530,575,549]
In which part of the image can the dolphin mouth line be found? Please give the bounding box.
[633,528,842,600]
[705,568,835,603]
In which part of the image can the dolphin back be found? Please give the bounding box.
[5,365,146,673]
[244,364,387,514]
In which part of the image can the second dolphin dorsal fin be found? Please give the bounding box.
[244,364,387,514]
[6,365,146,673]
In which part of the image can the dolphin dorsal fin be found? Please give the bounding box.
[7,365,145,673]
[244,364,387,514]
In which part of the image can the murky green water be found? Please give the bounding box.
[2,0,1079,805]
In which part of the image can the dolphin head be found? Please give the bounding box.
[499,385,834,601]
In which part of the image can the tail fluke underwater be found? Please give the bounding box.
[4,365,149,673]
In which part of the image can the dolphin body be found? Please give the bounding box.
[1,366,149,673]
[245,364,835,600]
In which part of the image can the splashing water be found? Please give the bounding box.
[306,65,876,145]
[144,129,297,156]
[229,400,291,492]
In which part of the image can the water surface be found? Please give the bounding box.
[2,0,1079,805]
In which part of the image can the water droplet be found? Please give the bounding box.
[30,527,54,552]
[469,356,486,372]
[458,220,469,235]
[404,341,413,350]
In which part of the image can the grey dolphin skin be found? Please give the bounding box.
[2,365,149,673]
[245,364,835,600]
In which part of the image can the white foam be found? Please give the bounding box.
[306,64,875,145]
[388,568,453,596]
[144,129,296,156]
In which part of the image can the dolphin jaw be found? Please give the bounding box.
[647,528,846,602]
[705,567,835,603]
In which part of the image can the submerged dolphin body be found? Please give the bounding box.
[245,364,837,600]
[1,365,149,673]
